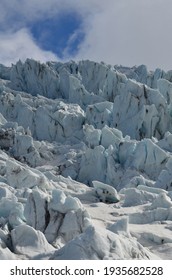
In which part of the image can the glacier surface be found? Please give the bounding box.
[0,59,172,259]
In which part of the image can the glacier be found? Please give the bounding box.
[0,59,172,259]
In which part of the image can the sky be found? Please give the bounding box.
[0,0,172,70]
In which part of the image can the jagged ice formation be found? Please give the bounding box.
[0,59,172,260]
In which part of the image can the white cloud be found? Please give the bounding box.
[0,29,58,66]
[74,0,172,70]
[1,0,172,70]
[0,0,104,28]
[0,0,105,65]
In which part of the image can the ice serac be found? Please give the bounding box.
[0,245,17,260]
[24,187,92,248]
[122,188,157,207]
[108,217,130,236]
[6,159,50,190]
[78,60,127,101]
[68,75,104,108]
[50,226,157,260]
[113,79,169,140]
[24,188,49,232]
[114,64,165,89]
[131,139,168,179]
[11,224,55,258]
[157,79,172,105]
[10,59,60,98]
[45,188,92,246]
[78,145,107,184]
[1,58,172,260]
[155,158,172,191]
[92,180,120,203]
[86,101,113,129]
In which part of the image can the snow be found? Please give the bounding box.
[149,193,172,209]
[108,217,130,236]
[0,58,172,260]
[49,189,83,213]
[0,245,18,260]
[50,225,158,260]
[11,224,55,258]
[122,188,157,207]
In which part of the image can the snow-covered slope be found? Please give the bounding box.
[0,59,172,260]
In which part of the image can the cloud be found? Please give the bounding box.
[0,0,104,29]
[1,0,172,70]
[0,29,58,66]
[0,0,62,28]
[0,0,105,65]
[74,0,172,70]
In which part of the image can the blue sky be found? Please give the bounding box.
[29,12,85,59]
[0,0,172,70]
